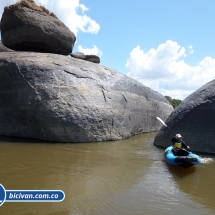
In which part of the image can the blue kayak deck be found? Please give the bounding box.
[165,146,201,168]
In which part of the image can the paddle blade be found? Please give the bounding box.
[156,117,167,127]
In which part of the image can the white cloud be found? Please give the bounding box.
[78,45,102,57]
[0,0,100,36]
[35,0,100,35]
[79,4,88,14]
[126,40,215,100]
[188,45,194,54]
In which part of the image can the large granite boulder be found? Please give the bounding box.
[1,0,76,55]
[154,79,215,154]
[0,52,173,143]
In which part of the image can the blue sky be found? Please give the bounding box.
[1,0,215,100]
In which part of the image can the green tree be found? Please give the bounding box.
[165,96,181,109]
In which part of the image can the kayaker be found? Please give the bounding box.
[171,134,190,156]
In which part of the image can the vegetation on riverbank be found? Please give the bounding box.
[165,96,181,108]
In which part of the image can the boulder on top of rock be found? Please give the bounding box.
[70,52,100,64]
[1,0,76,55]
[0,52,173,143]
[84,55,100,64]
[154,79,215,154]
[70,52,85,60]
[0,41,13,52]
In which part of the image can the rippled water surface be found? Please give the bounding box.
[0,132,215,215]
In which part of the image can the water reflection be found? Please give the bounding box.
[168,157,215,214]
[0,133,214,215]
[166,164,197,178]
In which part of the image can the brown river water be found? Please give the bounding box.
[0,132,214,215]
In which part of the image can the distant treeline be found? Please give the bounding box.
[165,96,181,108]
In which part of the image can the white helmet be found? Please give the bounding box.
[176,134,182,138]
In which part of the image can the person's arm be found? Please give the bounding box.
[182,141,190,149]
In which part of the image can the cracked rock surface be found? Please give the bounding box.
[0,52,173,142]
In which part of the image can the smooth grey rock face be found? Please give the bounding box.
[1,6,76,55]
[0,52,173,142]
[154,79,215,154]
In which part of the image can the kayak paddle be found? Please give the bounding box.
[156,117,190,149]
